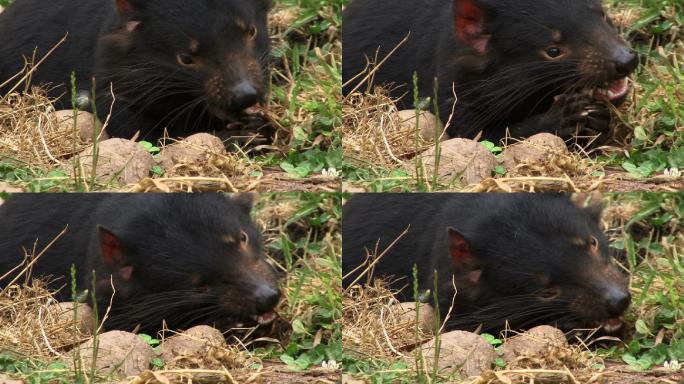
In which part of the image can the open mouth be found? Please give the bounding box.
[253,310,277,325]
[601,318,623,333]
[593,77,630,101]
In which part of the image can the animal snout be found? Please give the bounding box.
[603,285,631,317]
[254,284,280,313]
[231,81,259,110]
[612,47,638,77]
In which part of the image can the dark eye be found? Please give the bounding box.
[240,230,249,245]
[545,47,563,59]
[539,288,560,300]
[176,54,195,67]
[590,236,599,249]
[248,25,258,40]
[197,286,210,294]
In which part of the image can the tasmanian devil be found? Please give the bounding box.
[0,0,271,142]
[0,193,280,334]
[342,193,631,334]
[342,0,638,141]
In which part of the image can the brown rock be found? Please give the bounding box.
[502,133,568,170]
[393,302,436,335]
[75,138,153,185]
[396,110,442,141]
[417,138,497,185]
[53,110,108,143]
[76,331,153,378]
[420,330,496,378]
[159,325,226,365]
[53,302,95,336]
[502,325,568,364]
[159,133,225,172]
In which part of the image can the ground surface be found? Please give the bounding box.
[342,1,683,193]
[0,0,343,192]
[341,193,683,383]
[0,193,342,383]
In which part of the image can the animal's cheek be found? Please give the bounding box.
[245,58,263,85]
[217,288,256,312]
[576,47,615,81]
[566,291,604,319]
[252,259,280,285]
[204,75,228,102]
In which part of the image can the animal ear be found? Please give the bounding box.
[584,202,603,224]
[97,226,133,281]
[115,0,143,31]
[232,193,256,213]
[452,0,490,54]
[447,227,474,266]
[571,192,604,224]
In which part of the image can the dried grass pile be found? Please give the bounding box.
[0,277,85,361]
[343,89,433,170]
[0,87,86,169]
[342,280,433,362]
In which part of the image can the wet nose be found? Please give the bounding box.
[604,286,631,317]
[231,81,259,110]
[255,285,280,313]
[613,48,638,77]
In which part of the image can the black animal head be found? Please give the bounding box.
[99,0,271,130]
[436,194,631,334]
[450,0,637,131]
[92,193,280,333]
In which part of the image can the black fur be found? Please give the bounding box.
[0,0,271,142]
[342,0,638,141]
[342,193,631,333]
[0,193,280,334]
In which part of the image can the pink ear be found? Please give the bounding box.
[116,0,142,30]
[447,227,472,266]
[453,0,490,54]
[97,226,132,280]
[116,0,137,16]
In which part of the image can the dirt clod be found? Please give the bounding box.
[75,138,153,185]
[53,302,95,336]
[417,138,497,185]
[159,133,226,172]
[75,331,153,378]
[159,325,227,366]
[53,110,107,143]
[392,302,436,335]
[502,325,569,364]
[420,330,496,378]
[396,110,441,142]
[502,133,569,170]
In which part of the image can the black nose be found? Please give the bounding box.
[255,285,280,313]
[605,286,631,317]
[614,48,638,77]
[231,81,259,110]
